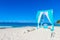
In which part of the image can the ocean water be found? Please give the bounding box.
[0,23,37,28]
[0,22,60,28]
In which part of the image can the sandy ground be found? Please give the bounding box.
[0,26,60,40]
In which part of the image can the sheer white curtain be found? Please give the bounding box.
[37,10,54,31]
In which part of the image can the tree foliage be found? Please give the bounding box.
[57,20,60,24]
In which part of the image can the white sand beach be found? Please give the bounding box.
[0,26,60,40]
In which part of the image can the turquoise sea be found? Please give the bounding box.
[0,22,60,28]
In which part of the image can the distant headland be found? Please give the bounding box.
[56,20,60,24]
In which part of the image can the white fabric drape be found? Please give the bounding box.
[37,10,54,31]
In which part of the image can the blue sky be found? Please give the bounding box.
[0,0,60,23]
